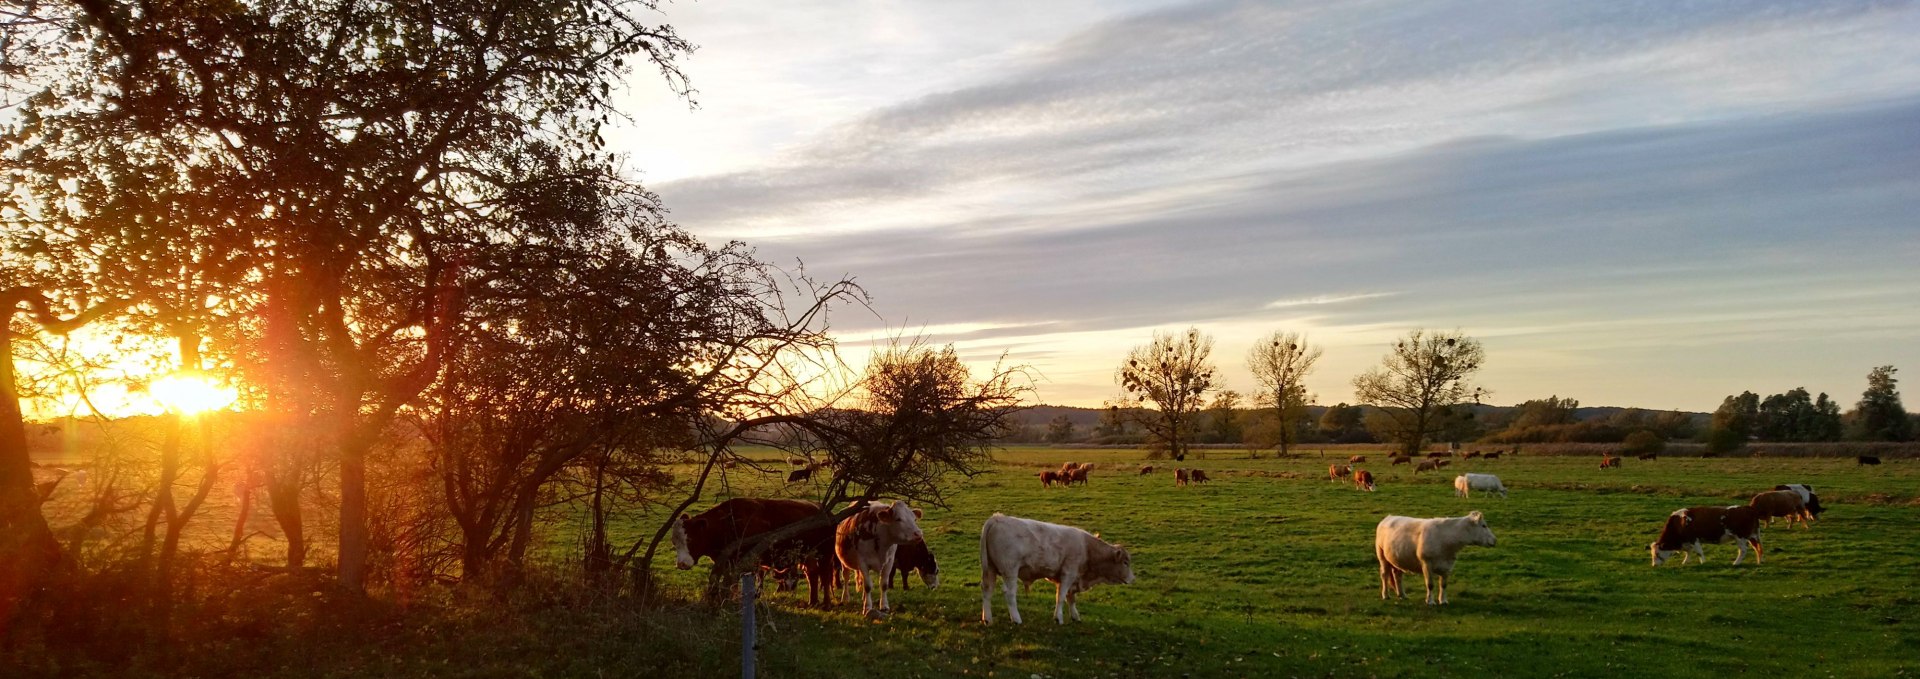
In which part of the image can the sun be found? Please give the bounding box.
[149,373,239,416]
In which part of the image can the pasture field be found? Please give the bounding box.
[642,447,1920,679]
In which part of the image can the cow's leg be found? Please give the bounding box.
[878,553,896,613]
[1422,564,1436,605]
[1691,541,1706,565]
[1053,575,1074,624]
[1750,538,1763,564]
[858,569,875,614]
[1004,576,1023,625]
[1434,572,1448,605]
[980,568,995,624]
[1378,552,1391,601]
[1391,567,1404,598]
[1730,539,1747,566]
[1067,589,1082,622]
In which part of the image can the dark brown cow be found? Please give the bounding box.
[1483,452,1501,460]
[1175,468,1191,487]
[1750,490,1814,529]
[1189,469,1212,484]
[886,539,940,590]
[1138,465,1154,476]
[1353,469,1376,492]
[1427,452,1449,459]
[1650,505,1765,566]
[1858,455,1882,466]
[673,498,839,606]
[1391,456,1411,466]
[1038,470,1063,488]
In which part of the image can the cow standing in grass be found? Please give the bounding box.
[1354,470,1376,492]
[1329,464,1352,482]
[1453,473,1508,499]
[835,500,926,616]
[1750,490,1814,528]
[1773,484,1826,519]
[1375,511,1497,605]
[979,514,1134,624]
[1650,505,1765,566]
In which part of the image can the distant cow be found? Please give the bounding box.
[1329,464,1353,482]
[787,456,809,467]
[1138,465,1154,476]
[1188,469,1211,484]
[1482,452,1501,460]
[1349,455,1367,465]
[1858,455,1881,466]
[1375,511,1497,605]
[1636,452,1658,461]
[979,513,1134,624]
[1436,459,1451,469]
[836,500,926,615]
[1650,505,1765,566]
[1750,490,1814,529]
[1059,462,1082,475]
[1391,456,1411,466]
[1453,473,1508,499]
[1039,470,1063,488]
[1599,456,1622,469]
[1464,452,1481,460]
[1354,469,1376,492]
[886,539,940,590]
[788,467,814,483]
[1174,468,1191,487]
[1070,465,1092,486]
[1773,484,1826,518]
[1415,460,1441,473]
[1427,452,1449,459]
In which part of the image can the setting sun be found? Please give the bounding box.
[148,373,238,415]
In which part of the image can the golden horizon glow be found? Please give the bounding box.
[149,373,239,416]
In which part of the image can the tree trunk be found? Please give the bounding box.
[337,442,368,591]
[0,330,62,637]
[267,475,305,569]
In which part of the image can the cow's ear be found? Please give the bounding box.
[1467,511,1483,522]
[678,513,690,522]
[911,508,923,519]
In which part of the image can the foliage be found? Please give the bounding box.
[1754,387,1843,442]
[1317,403,1372,443]
[1045,415,1077,444]
[1706,391,1759,454]
[1849,365,1913,442]
[1115,328,1217,460]
[1246,331,1321,456]
[1621,430,1666,455]
[1351,329,1486,455]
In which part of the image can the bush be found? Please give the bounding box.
[1621,430,1665,455]
[1704,427,1746,455]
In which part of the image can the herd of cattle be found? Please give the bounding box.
[670,454,1847,623]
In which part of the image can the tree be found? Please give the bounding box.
[1512,396,1580,429]
[1351,329,1487,456]
[1706,391,1759,454]
[1203,391,1243,444]
[1045,415,1077,444]
[1116,328,1217,461]
[1849,366,1913,442]
[1318,403,1370,443]
[1247,331,1321,456]
[1755,388,1843,442]
[1622,430,1665,456]
[6,0,698,592]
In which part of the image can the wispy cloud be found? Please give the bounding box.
[1264,293,1401,310]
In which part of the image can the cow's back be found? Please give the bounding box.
[982,514,1084,582]
[1374,516,1427,571]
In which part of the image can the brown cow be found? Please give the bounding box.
[1464,451,1482,459]
[1483,452,1501,460]
[1391,456,1411,466]
[1750,490,1814,529]
[1138,465,1154,475]
[1651,505,1765,566]
[1329,464,1353,482]
[787,466,815,483]
[1059,462,1082,476]
[1349,455,1368,465]
[1353,469,1376,492]
[1175,468,1191,487]
[1427,452,1450,459]
[1415,459,1440,473]
[1599,456,1622,469]
[1070,465,1092,486]
[1039,470,1063,488]
[673,498,838,607]
[1189,469,1212,484]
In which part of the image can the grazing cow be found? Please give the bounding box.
[1453,473,1508,499]
[1464,452,1482,460]
[1138,465,1154,476]
[673,498,839,607]
[1189,469,1212,484]
[1599,456,1622,469]
[1059,462,1082,476]
[1070,465,1092,486]
[1858,455,1881,466]
[1427,452,1449,459]
[1650,505,1765,566]
[1750,490,1814,528]
[1038,470,1063,488]
[1436,459,1451,469]
[1391,456,1411,466]
[1174,468,1191,487]
[1483,452,1501,460]
[1354,469,1376,492]
[979,513,1134,624]
[1636,452,1658,461]
[1349,455,1368,465]
[787,456,809,467]
[1773,484,1826,518]
[1329,464,1353,482]
[835,500,926,615]
[1375,511,1497,605]
[886,539,940,590]
[1415,459,1441,473]
[787,467,814,483]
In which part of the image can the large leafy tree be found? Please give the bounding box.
[1850,365,1913,442]
[1352,329,1487,456]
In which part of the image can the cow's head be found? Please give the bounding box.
[1465,511,1496,547]
[872,501,924,546]
[1802,485,1825,517]
[913,542,941,589]
[1650,510,1689,566]
[672,513,707,570]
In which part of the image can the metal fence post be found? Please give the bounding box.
[741,572,757,679]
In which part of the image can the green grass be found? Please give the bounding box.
[639,447,1920,678]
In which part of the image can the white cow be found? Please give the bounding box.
[1453,473,1508,499]
[979,513,1134,624]
[834,500,924,616]
[1375,511,1497,605]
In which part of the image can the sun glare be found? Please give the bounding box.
[149,374,239,416]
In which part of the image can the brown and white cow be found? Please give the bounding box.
[835,500,926,616]
[1650,505,1765,566]
[672,498,838,606]
[1750,490,1814,529]
[1329,464,1353,482]
[1598,456,1622,469]
[1174,468,1191,486]
[1375,511,1497,605]
[979,513,1134,624]
[1354,469,1376,492]
[886,539,940,590]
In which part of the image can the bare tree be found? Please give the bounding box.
[1352,329,1487,456]
[1117,328,1217,461]
[1247,331,1322,457]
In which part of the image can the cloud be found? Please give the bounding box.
[1264,293,1401,310]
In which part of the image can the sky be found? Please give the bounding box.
[608,0,1920,412]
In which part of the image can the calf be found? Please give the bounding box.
[835,500,926,615]
[1059,461,1082,476]
[1353,469,1376,492]
[1375,511,1497,605]
[1038,470,1063,488]
[1174,468,1191,487]
[1349,455,1367,465]
[1858,455,1881,466]
[1773,484,1826,518]
[1650,505,1765,566]
[1188,469,1211,484]
[979,513,1134,624]
[1453,473,1508,499]
[886,539,940,590]
[1138,465,1154,476]
[1750,490,1814,529]
[1598,456,1622,469]
[1329,464,1353,482]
